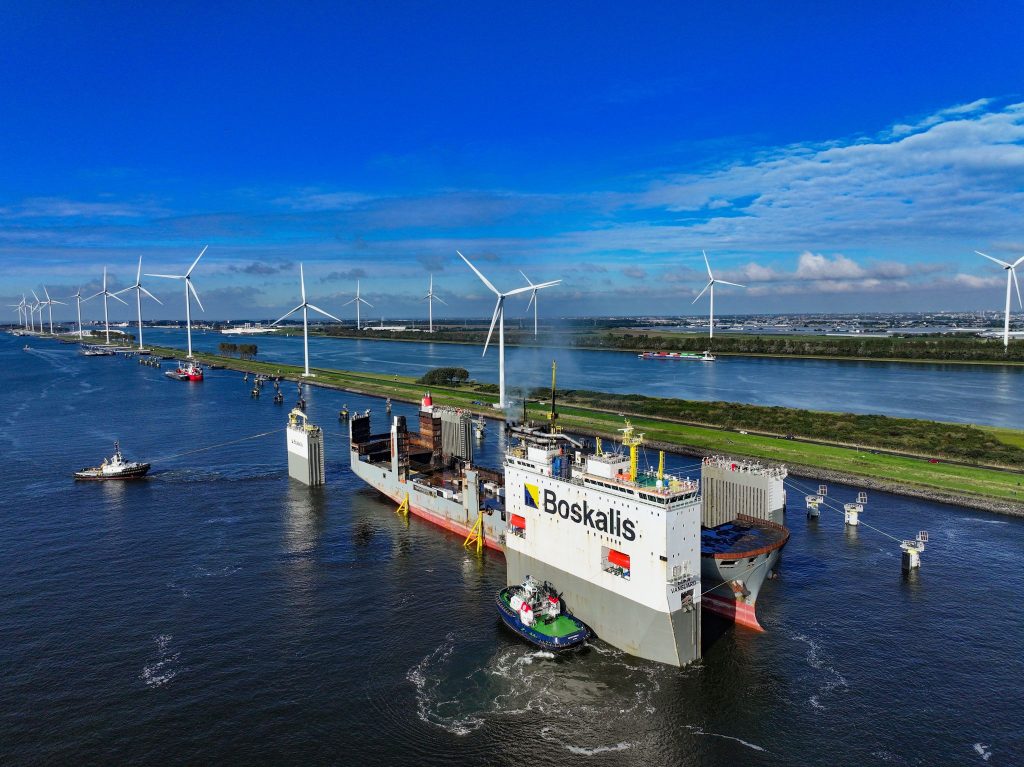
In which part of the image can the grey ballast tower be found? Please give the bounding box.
[286,408,326,485]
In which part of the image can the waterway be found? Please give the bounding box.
[140,328,1024,429]
[3,334,1022,764]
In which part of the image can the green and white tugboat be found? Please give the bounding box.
[496,576,590,650]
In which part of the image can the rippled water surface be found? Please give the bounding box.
[2,334,1022,765]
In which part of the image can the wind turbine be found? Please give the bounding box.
[38,287,67,335]
[146,246,207,357]
[344,280,373,330]
[88,268,128,344]
[9,295,27,329]
[69,287,90,340]
[423,274,447,333]
[271,264,343,377]
[976,250,1024,348]
[115,256,162,350]
[30,291,42,333]
[458,250,560,409]
[692,250,745,339]
[519,270,548,337]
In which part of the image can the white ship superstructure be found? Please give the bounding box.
[503,423,702,667]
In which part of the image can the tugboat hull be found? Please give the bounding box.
[495,587,590,650]
[74,464,151,480]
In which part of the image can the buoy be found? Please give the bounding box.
[805,494,822,518]
[901,531,928,571]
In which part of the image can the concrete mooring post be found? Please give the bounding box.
[286,408,325,486]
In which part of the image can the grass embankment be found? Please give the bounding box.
[148,346,1024,509]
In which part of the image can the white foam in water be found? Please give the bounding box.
[564,741,632,755]
[141,634,181,689]
[410,634,661,739]
[685,726,768,753]
[789,631,848,711]
[973,743,992,761]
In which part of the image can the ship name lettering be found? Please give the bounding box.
[542,489,637,541]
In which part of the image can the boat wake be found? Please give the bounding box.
[408,633,665,755]
[788,630,848,712]
[973,742,993,761]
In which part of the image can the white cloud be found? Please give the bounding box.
[794,252,866,280]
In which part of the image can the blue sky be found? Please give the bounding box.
[3,2,1024,321]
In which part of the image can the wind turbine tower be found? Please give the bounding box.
[146,246,207,357]
[458,251,560,409]
[89,268,128,344]
[423,274,447,333]
[38,287,67,334]
[520,270,550,337]
[271,264,343,377]
[692,250,745,340]
[116,256,162,350]
[69,287,90,340]
[976,251,1024,348]
[344,280,373,330]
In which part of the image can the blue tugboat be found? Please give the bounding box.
[496,576,590,650]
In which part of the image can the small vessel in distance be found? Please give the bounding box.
[74,441,151,480]
[164,361,204,381]
[496,576,590,650]
[639,350,715,361]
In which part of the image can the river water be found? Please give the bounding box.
[139,328,1024,428]
[3,334,1022,765]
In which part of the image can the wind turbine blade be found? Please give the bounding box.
[716,280,746,288]
[136,255,143,283]
[1013,269,1023,310]
[299,263,306,302]
[703,250,713,279]
[109,292,129,306]
[31,290,40,303]
[43,286,51,301]
[50,299,67,305]
[457,250,499,295]
[140,287,162,304]
[307,304,344,324]
[434,295,448,306]
[145,273,184,280]
[113,286,133,297]
[186,245,208,277]
[187,280,204,312]
[976,251,1011,268]
[270,304,304,326]
[359,298,374,308]
[518,269,535,287]
[692,281,712,303]
[526,291,536,311]
[1012,255,1024,269]
[343,297,357,306]
[483,298,502,356]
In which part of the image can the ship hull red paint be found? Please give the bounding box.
[702,593,763,631]
[382,489,504,553]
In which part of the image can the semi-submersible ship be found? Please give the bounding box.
[348,392,789,666]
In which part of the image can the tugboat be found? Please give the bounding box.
[165,361,204,381]
[74,441,151,481]
[496,576,590,651]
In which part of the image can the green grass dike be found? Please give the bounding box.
[150,345,1024,515]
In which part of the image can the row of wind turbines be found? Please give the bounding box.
[11,248,1024,407]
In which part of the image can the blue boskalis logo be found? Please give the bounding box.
[524,483,540,509]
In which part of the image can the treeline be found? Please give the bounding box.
[418,367,470,386]
[218,342,259,360]
[574,333,1024,362]
[533,387,1024,466]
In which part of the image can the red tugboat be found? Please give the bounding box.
[165,361,204,381]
